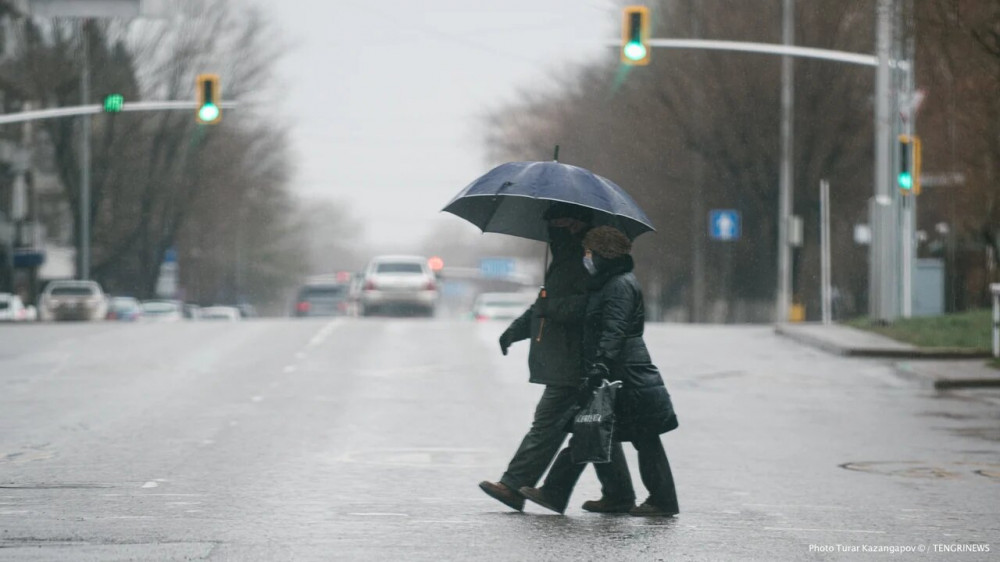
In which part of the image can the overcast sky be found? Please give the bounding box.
[262,0,616,252]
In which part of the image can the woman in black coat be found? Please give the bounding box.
[519,226,679,517]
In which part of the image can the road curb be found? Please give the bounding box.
[893,360,1000,390]
[773,324,994,359]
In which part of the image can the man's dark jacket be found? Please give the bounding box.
[584,254,678,441]
[502,230,589,387]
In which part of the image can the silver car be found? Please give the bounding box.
[39,280,108,321]
[359,255,439,317]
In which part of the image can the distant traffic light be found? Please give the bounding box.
[196,74,221,124]
[621,6,651,66]
[897,134,922,195]
[103,93,124,113]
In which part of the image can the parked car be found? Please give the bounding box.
[359,255,438,317]
[294,280,353,317]
[106,296,143,321]
[200,306,242,321]
[471,291,537,321]
[0,293,30,322]
[140,300,185,322]
[39,280,108,321]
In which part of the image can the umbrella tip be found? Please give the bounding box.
[552,145,560,162]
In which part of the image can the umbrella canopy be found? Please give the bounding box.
[442,161,655,242]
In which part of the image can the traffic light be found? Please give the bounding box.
[103,93,124,113]
[195,73,221,124]
[621,6,651,66]
[897,134,922,195]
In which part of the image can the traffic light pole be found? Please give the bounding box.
[614,2,910,323]
[80,22,91,280]
[0,100,238,282]
[0,101,239,126]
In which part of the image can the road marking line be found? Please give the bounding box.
[764,527,886,534]
[141,481,158,488]
[283,365,297,373]
[251,396,263,402]
[307,319,342,348]
[411,520,482,524]
[743,503,854,510]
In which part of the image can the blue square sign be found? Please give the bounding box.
[709,210,741,241]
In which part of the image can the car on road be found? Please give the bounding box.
[200,306,242,321]
[38,280,108,321]
[140,300,185,322]
[359,255,438,317]
[294,279,353,317]
[471,291,537,321]
[106,296,143,321]
[0,293,31,322]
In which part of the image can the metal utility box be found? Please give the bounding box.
[912,258,944,317]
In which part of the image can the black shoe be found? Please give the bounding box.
[581,496,636,513]
[518,486,566,514]
[478,481,524,511]
[629,500,678,517]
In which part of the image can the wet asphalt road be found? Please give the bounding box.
[0,318,998,561]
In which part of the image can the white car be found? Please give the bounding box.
[200,306,242,321]
[39,280,108,321]
[0,293,31,321]
[359,255,439,317]
[471,291,537,321]
[140,300,185,322]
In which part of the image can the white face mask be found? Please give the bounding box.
[583,255,597,275]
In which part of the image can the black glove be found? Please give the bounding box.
[585,362,610,388]
[499,329,514,356]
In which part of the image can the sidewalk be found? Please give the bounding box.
[775,322,1000,389]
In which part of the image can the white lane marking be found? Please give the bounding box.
[743,503,854,510]
[411,520,482,525]
[283,365,297,374]
[307,319,342,348]
[141,481,158,488]
[763,527,886,534]
[251,396,263,402]
[0,510,29,515]
[103,494,204,497]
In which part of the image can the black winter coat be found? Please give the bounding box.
[584,255,678,441]
[503,228,589,387]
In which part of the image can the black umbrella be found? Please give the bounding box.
[442,161,655,242]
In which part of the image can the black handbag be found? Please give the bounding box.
[569,380,621,464]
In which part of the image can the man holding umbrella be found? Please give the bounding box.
[478,202,635,513]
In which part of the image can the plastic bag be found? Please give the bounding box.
[569,380,622,464]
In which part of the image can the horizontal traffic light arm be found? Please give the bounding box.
[0,100,240,126]
[607,38,895,67]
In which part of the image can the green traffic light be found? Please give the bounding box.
[624,41,647,61]
[898,172,913,190]
[198,103,219,122]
